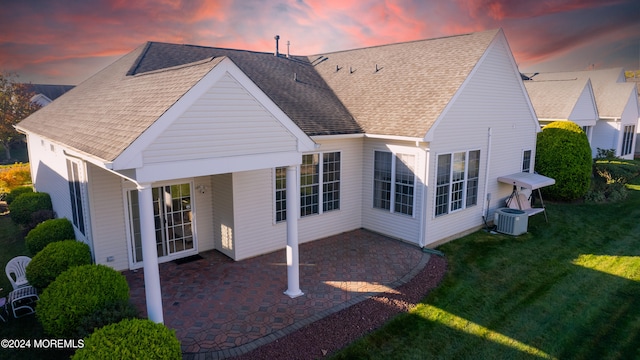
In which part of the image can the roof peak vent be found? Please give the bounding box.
[274,35,280,57]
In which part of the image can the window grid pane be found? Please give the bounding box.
[435,151,480,216]
[622,125,635,156]
[435,154,451,216]
[451,153,465,211]
[373,151,392,210]
[466,150,480,207]
[323,152,340,212]
[300,154,319,216]
[522,150,531,173]
[275,167,287,222]
[394,154,415,215]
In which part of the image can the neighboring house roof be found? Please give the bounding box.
[533,68,636,118]
[24,84,75,102]
[17,29,502,162]
[523,78,590,119]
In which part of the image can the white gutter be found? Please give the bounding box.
[310,133,364,141]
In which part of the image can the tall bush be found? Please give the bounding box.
[9,191,52,226]
[535,121,592,201]
[26,240,92,290]
[37,264,130,338]
[72,319,181,360]
[25,218,75,255]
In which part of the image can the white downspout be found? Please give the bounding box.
[482,128,493,221]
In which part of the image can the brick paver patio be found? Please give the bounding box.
[124,229,428,359]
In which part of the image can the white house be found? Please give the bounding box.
[16,29,541,322]
[533,68,639,159]
[523,78,598,146]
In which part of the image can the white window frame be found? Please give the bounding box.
[123,179,198,269]
[522,149,532,173]
[66,158,87,236]
[372,150,417,217]
[435,149,480,217]
[274,151,342,223]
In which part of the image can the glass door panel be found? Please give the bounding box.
[128,183,194,264]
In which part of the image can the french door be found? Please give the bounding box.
[128,183,195,264]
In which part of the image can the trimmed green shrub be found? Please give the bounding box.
[9,191,52,226]
[37,264,130,338]
[72,318,181,360]
[5,185,33,204]
[535,121,592,201]
[73,300,140,338]
[25,218,75,255]
[26,240,92,290]
[586,158,640,203]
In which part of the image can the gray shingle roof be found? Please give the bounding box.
[18,44,224,161]
[533,68,636,118]
[17,29,501,162]
[523,78,590,119]
[311,29,500,138]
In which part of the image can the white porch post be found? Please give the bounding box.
[137,183,164,323]
[284,165,303,298]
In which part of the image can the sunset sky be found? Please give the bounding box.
[1,0,638,85]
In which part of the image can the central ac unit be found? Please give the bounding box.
[494,207,528,235]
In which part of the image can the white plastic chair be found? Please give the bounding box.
[5,256,31,290]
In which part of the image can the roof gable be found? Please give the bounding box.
[524,78,593,119]
[113,57,316,170]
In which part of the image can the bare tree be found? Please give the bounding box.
[0,72,40,160]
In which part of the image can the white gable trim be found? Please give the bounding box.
[112,57,316,170]
[568,79,598,125]
[424,29,539,142]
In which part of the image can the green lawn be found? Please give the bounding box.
[333,183,640,359]
[2,169,640,359]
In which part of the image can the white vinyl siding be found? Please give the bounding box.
[142,73,298,164]
[88,165,129,270]
[423,34,538,246]
[212,174,235,259]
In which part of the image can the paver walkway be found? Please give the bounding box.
[124,229,428,359]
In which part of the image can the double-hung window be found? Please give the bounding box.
[522,150,532,173]
[275,152,341,222]
[621,125,635,156]
[373,151,416,216]
[66,159,86,235]
[435,150,480,216]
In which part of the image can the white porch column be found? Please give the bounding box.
[284,165,303,298]
[137,183,164,323]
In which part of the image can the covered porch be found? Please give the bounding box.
[123,229,430,358]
